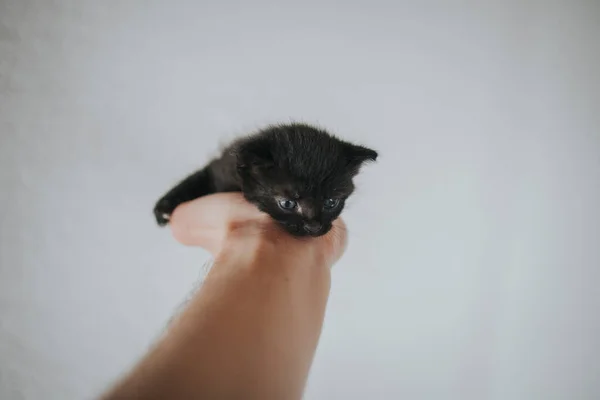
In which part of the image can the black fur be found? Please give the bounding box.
[154,123,377,237]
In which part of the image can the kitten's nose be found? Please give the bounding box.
[303,222,322,234]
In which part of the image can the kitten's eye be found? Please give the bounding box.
[323,198,340,210]
[278,199,297,210]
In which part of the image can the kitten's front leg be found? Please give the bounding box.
[153,167,215,226]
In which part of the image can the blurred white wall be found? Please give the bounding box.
[1,1,599,399]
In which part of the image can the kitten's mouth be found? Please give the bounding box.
[295,230,327,238]
[279,223,330,238]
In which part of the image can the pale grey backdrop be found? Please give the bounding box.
[1,1,599,399]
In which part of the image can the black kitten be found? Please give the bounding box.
[153,123,377,237]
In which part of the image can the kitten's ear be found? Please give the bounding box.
[349,145,378,162]
[235,139,274,172]
[345,143,378,171]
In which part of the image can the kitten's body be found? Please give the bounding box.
[154,123,377,237]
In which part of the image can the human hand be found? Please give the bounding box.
[169,193,347,266]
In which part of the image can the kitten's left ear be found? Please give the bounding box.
[348,144,378,162]
[345,143,378,171]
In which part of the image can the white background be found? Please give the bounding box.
[1,1,599,399]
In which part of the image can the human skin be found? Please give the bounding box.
[101,193,347,400]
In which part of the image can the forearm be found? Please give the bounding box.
[102,235,331,400]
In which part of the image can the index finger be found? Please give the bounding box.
[169,193,264,253]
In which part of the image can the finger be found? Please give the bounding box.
[324,218,348,266]
[170,193,255,252]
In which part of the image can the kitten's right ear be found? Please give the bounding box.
[235,139,274,172]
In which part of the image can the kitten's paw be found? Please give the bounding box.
[154,198,174,227]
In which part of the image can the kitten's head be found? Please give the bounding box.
[235,124,377,237]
